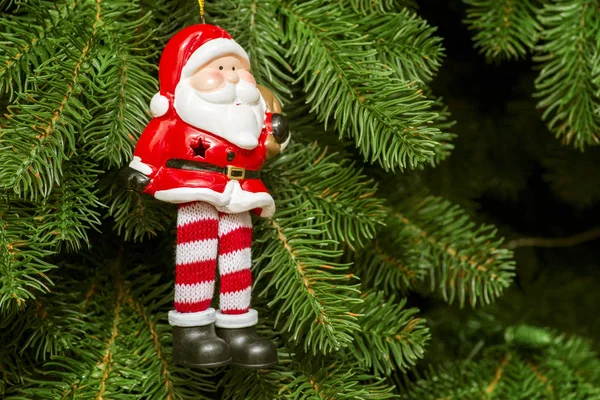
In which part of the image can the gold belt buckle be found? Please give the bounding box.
[226,165,246,180]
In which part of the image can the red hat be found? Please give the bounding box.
[150,24,250,118]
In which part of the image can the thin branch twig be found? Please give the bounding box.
[504,227,600,250]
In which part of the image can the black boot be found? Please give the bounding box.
[172,324,231,368]
[216,326,278,368]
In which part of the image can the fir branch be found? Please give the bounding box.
[346,0,418,14]
[0,0,21,12]
[265,142,387,249]
[0,271,94,394]
[359,8,445,83]
[505,227,600,249]
[463,0,541,60]
[534,0,600,148]
[0,203,55,313]
[94,284,124,400]
[425,94,456,165]
[138,0,196,45]
[83,10,156,168]
[0,0,101,199]
[34,158,103,251]
[0,278,86,381]
[102,173,175,242]
[390,195,515,306]
[350,292,430,375]
[281,0,444,171]
[351,232,427,295]
[485,353,510,396]
[220,364,294,400]
[208,0,294,103]
[254,203,361,354]
[402,334,600,399]
[11,297,86,361]
[12,254,218,399]
[0,0,79,97]
[547,335,600,388]
[279,358,399,399]
[129,296,173,400]
[525,360,553,394]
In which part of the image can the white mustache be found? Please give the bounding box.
[194,81,261,105]
[173,78,267,150]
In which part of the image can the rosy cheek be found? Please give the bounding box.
[237,69,256,85]
[190,70,224,92]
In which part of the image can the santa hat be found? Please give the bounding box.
[150,24,250,118]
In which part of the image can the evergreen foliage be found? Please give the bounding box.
[283,1,445,171]
[462,0,600,148]
[353,196,514,306]
[402,334,600,399]
[0,202,55,313]
[0,0,597,398]
[265,142,386,249]
[534,0,600,148]
[349,292,430,375]
[463,0,540,60]
[255,202,362,355]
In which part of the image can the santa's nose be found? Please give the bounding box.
[223,70,239,83]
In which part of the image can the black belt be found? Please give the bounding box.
[166,158,261,180]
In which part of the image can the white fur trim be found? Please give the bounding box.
[150,93,169,117]
[215,308,258,328]
[181,38,250,79]
[154,180,275,217]
[168,308,216,327]
[129,156,153,175]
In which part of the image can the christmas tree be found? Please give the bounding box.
[1,0,599,398]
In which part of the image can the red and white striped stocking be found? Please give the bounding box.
[217,212,252,315]
[172,201,254,326]
[174,201,219,313]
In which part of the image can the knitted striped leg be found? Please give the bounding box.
[217,212,253,315]
[174,201,218,313]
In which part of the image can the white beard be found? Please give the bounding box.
[173,78,266,150]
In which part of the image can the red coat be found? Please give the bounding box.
[129,113,275,217]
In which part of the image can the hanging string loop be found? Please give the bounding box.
[198,0,205,24]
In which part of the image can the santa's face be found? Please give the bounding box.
[190,56,256,92]
[173,54,266,150]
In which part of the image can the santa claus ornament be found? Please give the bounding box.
[120,24,289,368]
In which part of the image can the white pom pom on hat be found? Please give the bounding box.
[150,92,170,117]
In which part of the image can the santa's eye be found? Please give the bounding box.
[219,66,224,70]
[232,66,236,71]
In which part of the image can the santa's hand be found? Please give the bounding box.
[119,167,150,192]
[271,114,290,145]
